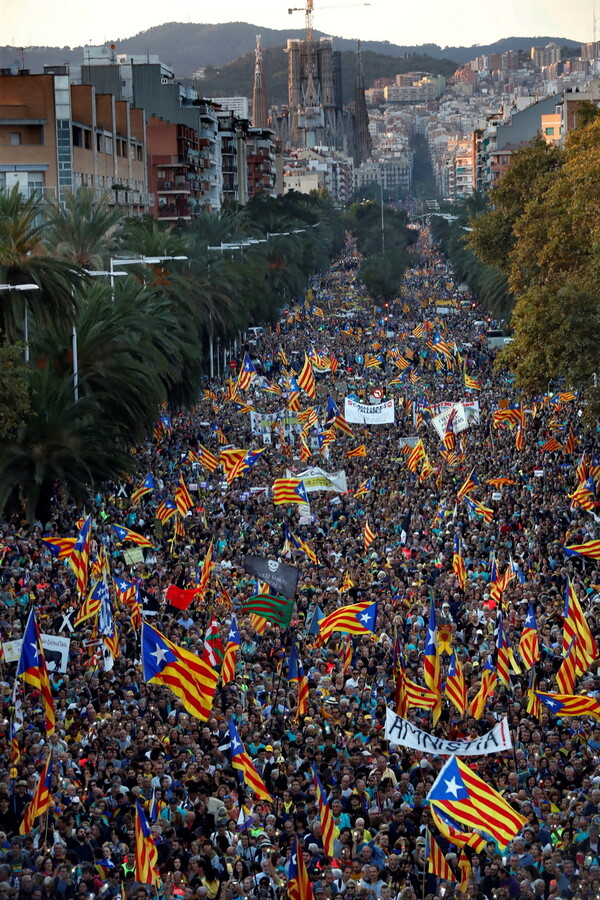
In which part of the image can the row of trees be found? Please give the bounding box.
[429,195,514,321]
[0,187,345,521]
[429,103,600,407]
[467,105,600,405]
[346,199,417,300]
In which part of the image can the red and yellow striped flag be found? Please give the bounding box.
[135,801,160,886]
[363,519,375,551]
[229,720,272,800]
[345,444,366,458]
[20,752,53,834]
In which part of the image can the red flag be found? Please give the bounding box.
[165,584,199,611]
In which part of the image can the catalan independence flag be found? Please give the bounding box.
[142,622,218,721]
[288,641,309,718]
[135,801,160,887]
[326,396,353,436]
[175,471,194,517]
[423,595,442,723]
[20,752,53,835]
[312,766,338,857]
[565,539,600,560]
[363,519,375,551]
[429,807,487,854]
[556,637,578,694]
[563,577,597,671]
[42,536,76,560]
[113,524,154,548]
[428,756,526,849]
[464,496,493,524]
[468,658,497,719]
[457,467,478,501]
[198,444,220,473]
[519,602,540,670]
[74,577,106,627]
[297,354,316,399]
[315,600,377,647]
[496,611,511,689]
[445,649,467,716]
[229,720,272,800]
[70,514,91,597]
[113,575,138,608]
[425,829,454,881]
[288,835,313,900]
[345,444,367,458]
[221,616,241,686]
[354,478,372,499]
[569,476,596,510]
[535,690,600,720]
[464,373,482,391]
[452,533,466,591]
[155,498,177,525]
[17,610,55,736]
[131,473,155,506]
[290,532,319,564]
[237,352,257,391]
[273,478,309,505]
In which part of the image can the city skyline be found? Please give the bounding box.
[4,0,593,52]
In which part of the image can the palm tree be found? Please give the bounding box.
[0,186,84,340]
[0,367,134,522]
[45,187,123,269]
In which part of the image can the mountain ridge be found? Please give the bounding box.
[0,21,583,78]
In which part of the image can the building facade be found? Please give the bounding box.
[0,68,150,211]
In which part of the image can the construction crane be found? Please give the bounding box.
[288,1,370,45]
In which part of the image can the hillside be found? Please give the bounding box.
[197,46,458,107]
[0,21,582,78]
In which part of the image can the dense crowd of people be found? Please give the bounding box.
[1,228,599,900]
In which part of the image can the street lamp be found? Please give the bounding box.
[0,283,40,363]
[379,174,385,256]
[108,255,188,296]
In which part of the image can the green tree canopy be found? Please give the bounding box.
[473,118,600,404]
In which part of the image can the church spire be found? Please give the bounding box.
[354,39,372,166]
[252,34,269,128]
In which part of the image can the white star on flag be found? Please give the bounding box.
[444,777,461,798]
[151,644,169,665]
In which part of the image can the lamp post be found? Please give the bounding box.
[108,255,188,298]
[380,174,385,256]
[0,283,40,363]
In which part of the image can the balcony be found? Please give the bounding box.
[157,179,192,193]
[157,202,193,220]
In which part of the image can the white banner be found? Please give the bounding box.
[432,400,480,422]
[430,401,481,440]
[293,466,348,494]
[3,634,71,673]
[345,398,395,424]
[249,409,300,436]
[385,708,512,756]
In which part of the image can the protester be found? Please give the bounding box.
[0,228,598,900]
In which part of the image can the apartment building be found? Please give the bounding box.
[72,46,222,212]
[0,68,150,212]
[354,157,412,195]
[246,127,279,199]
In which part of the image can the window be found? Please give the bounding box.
[84,131,91,150]
[96,134,103,152]
[10,133,21,146]
[27,175,44,198]
[545,126,555,135]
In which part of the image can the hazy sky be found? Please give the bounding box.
[4,0,594,49]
